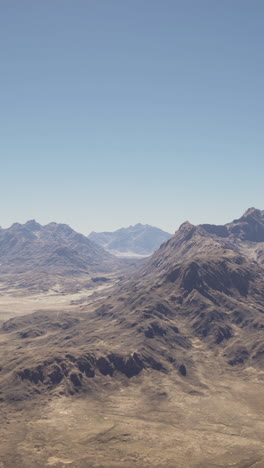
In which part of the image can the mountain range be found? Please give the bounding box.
[1,207,264,392]
[1,208,264,467]
[88,223,172,256]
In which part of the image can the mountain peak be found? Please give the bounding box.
[242,207,263,218]
[45,222,74,235]
[224,208,263,243]
[24,219,42,231]
[178,221,195,233]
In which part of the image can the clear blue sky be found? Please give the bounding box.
[1,0,263,234]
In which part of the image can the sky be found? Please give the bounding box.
[1,0,263,235]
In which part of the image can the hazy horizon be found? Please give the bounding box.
[0,205,261,237]
[1,1,263,234]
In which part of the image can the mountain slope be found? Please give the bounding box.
[0,220,125,291]
[88,223,171,256]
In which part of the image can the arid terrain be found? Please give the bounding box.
[1,370,264,468]
[0,208,264,467]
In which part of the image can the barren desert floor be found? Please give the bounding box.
[1,368,264,468]
[0,282,114,324]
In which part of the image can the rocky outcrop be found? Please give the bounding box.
[14,350,159,395]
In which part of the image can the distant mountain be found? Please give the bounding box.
[88,223,172,256]
[0,220,123,290]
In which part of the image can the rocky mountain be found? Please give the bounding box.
[1,208,264,396]
[225,207,264,242]
[201,207,264,264]
[0,220,125,291]
[88,223,172,256]
[1,208,264,467]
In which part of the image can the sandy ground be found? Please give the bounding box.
[107,249,149,259]
[1,371,264,468]
[0,283,113,324]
